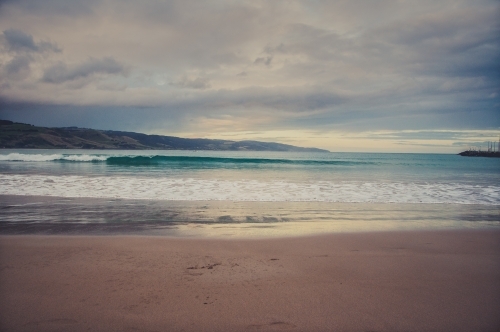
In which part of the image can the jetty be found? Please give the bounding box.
[459,138,500,158]
[458,150,500,158]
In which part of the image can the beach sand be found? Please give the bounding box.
[1,230,499,331]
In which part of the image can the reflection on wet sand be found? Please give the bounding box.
[1,195,498,237]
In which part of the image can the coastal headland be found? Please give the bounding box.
[0,120,327,152]
[1,230,499,331]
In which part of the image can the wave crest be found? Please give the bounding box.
[0,153,371,166]
[0,153,107,162]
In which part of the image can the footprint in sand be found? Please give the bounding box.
[24,319,78,327]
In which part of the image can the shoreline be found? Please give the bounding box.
[1,222,500,239]
[2,229,499,331]
[2,195,499,238]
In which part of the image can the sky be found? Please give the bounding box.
[0,0,499,153]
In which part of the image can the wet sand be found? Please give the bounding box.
[1,230,499,331]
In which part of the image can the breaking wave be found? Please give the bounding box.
[0,153,108,162]
[0,153,373,166]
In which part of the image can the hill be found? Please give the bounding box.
[0,120,329,152]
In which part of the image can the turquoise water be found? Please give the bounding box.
[1,149,499,181]
[0,149,498,236]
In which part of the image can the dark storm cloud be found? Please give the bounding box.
[41,57,128,84]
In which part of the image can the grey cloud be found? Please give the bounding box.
[0,102,186,133]
[3,29,37,51]
[355,130,485,141]
[95,0,266,69]
[2,29,61,53]
[42,57,127,84]
[264,43,286,54]
[452,140,500,148]
[170,77,211,90]
[254,6,499,104]
[367,9,500,70]
[376,8,499,48]
[4,55,31,76]
[38,40,62,53]
[96,82,127,91]
[269,7,499,73]
[379,17,461,45]
[0,0,498,146]
[196,86,349,113]
[0,0,97,17]
[287,23,330,41]
[254,56,273,66]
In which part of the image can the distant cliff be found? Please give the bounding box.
[0,120,329,152]
[458,150,500,158]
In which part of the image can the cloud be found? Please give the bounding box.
[41,57,128,84]
[254,56,272,66]
[0,0,498,152]
[4,55,31,76]
[2,29,60,53]
[170,76,211,90]
[3,29,37,52]
[212,86,349,112]
[0,29,60,81]
[0,0,97,17]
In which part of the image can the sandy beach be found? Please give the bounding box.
[1,230,499,331]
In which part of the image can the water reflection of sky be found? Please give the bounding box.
[1,196,498,237]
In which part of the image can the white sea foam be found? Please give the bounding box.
[0,174,498,205]
[0,153,107,162]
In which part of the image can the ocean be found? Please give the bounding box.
[1,149,499,237]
